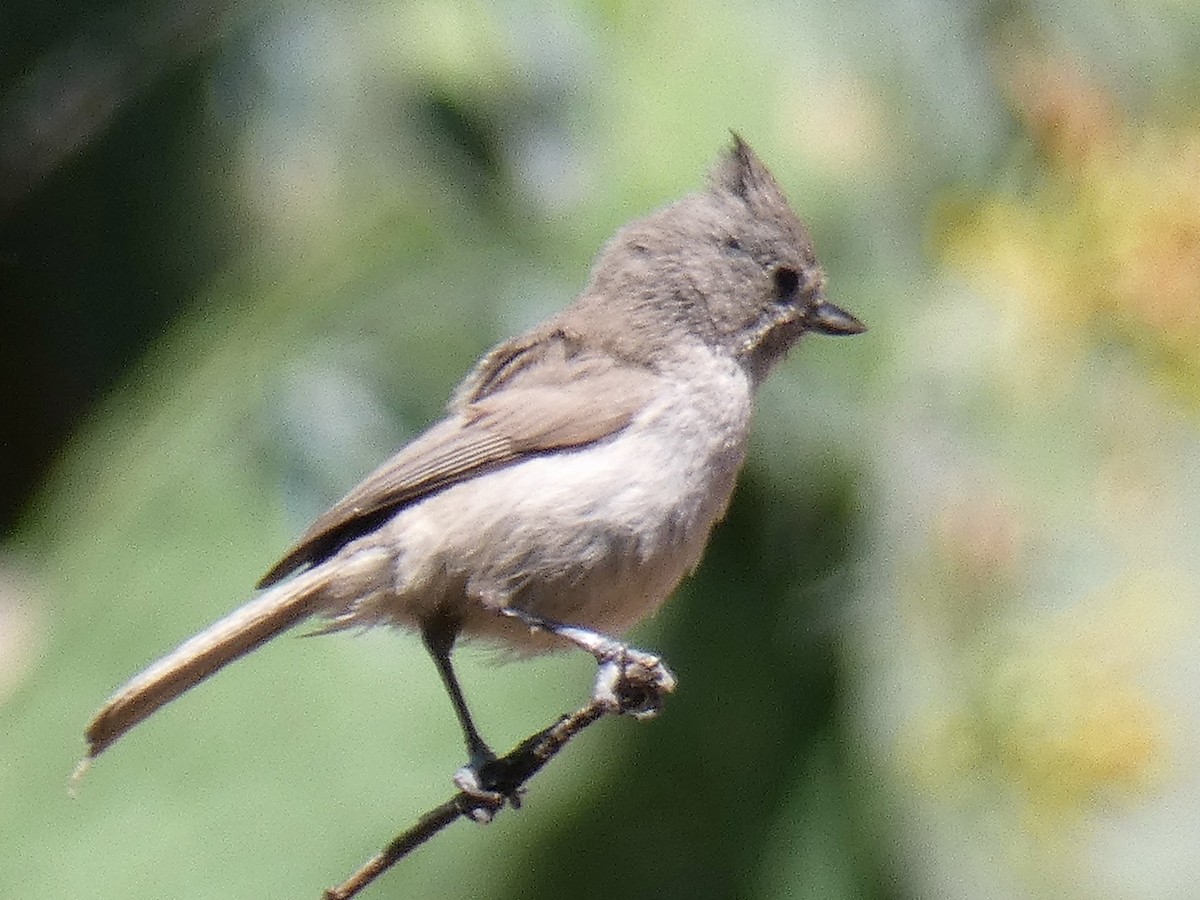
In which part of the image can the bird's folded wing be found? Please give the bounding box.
[257,357,657,587]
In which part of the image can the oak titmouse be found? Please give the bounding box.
[82,136,864,792]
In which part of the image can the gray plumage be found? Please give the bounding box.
[84,135,864,764]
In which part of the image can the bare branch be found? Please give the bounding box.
[322,695,627,899]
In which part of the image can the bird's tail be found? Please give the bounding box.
[82,566,330,762]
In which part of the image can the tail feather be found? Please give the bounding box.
[84,569,327,760]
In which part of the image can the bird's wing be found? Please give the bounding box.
[257,344,656,587]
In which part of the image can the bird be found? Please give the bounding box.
[81,135,865,798]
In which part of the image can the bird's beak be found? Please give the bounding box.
[806,299,866,336]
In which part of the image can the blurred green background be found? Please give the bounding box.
[4,1,1200,898]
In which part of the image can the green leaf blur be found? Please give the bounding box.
[3,1,1199,899]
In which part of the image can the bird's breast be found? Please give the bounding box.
[340,347,757,649]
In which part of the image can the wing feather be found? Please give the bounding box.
[257,344,656,587]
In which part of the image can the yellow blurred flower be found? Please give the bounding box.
[1087,133,1200,352]
[987,640,1163,812]
[936,46,1200,402]
[904,574,1179,836]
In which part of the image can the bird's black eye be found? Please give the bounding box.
[773,267,800,303]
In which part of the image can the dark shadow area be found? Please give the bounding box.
[505,466,900,899]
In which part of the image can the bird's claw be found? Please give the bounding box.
[593,646,677,719]
[453,758,525,824]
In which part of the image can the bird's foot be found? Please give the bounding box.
[498,607,677,717]
[592,644,677,719]
[453,751,525,824]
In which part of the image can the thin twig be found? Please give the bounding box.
[322,698,612,900]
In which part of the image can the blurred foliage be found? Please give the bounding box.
[3,1,1200,899]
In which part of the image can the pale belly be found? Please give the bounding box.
[322,350,754,652]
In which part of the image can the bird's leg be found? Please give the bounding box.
[500,607,677,718]
[421,622,493,768]
[421,620,520,821]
